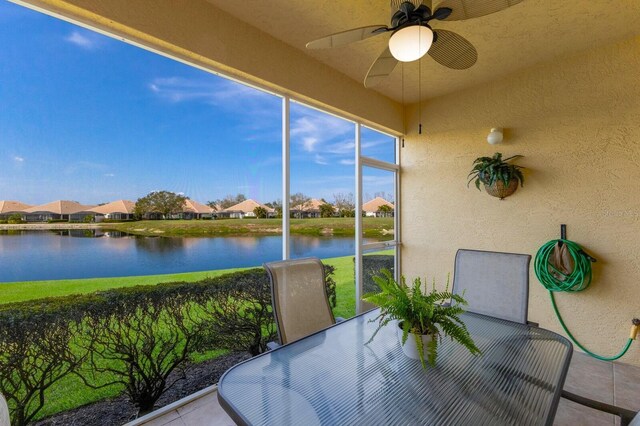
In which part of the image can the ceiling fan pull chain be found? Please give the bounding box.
[418,46,422,135]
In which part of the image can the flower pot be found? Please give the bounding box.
[397,322,434,361]
[484,178,518,200]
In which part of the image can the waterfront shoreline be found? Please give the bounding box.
[0,218,394,238]
[0,223,104,230]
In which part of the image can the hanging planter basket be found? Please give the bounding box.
[468,153,525,200]
[484,178,519,200]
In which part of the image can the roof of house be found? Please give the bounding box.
[183,199,213,214]
[90,200,136,215]
[25,200,96,215]
[0,200,33,214]
[362,197,394,213]
[223,199,274,214]
[292,198,334,212]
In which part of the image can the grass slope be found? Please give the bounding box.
[103,217,394,239]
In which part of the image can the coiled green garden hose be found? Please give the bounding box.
[535,239,638,361]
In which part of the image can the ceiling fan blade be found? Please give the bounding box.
[428,30,477,70]
[306,25,388,49]
[431,0,524,21]
[364,47,398,88]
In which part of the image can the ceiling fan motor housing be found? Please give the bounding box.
[391,1,431,27]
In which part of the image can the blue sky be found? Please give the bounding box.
[0,1,395,206]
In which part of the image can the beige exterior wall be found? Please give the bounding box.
[401,36,640,366]
[17,0,402,133]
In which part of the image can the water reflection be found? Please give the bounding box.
[0,230,374,283]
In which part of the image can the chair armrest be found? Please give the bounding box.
[266,341,281,351]
[527,321,540,327]
[562,390,638,426]
[335,317,346,323]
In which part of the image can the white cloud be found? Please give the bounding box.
[339,159,355,166]
[289,109,355,170]
[104,173,115,177]
[314,154,328,165]
[303,137,319,152]
[65,31,101,50]
[13,156,24,163]
[148,76,269,106]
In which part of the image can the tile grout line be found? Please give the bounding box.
[612,362,616,426]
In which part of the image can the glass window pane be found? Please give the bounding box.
[289,101,356,319]
[0,2,283,422]
[361,126,396,164]
[362,166,395,242]
[361,247,396,312]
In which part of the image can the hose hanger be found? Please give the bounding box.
[534,224,638,361]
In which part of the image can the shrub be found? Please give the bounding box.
[82,215,94,223]
[0,299,87,426]
[199,266,336,355]
[7,214,23,224]
[77,283,209,415]
[0,267,340,421]
[47,219,67,224]
[198,269,276,356]
[0,219,7,224]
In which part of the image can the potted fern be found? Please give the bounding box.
[363,270,480,369]
[467,152,525,199]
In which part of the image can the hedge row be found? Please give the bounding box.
[0,266,336,425]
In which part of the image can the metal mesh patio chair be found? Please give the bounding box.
[264,257,340,348]
[453,249,532,324]
[1,392,9,426]
[562,391,639,426]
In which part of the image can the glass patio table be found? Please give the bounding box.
[218,309,572,426]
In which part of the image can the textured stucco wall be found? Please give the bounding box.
[16,0,403,133]
[401,36,640,366]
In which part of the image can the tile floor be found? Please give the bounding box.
[135,352,639,426]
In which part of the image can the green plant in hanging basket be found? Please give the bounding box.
[468,152,525,199]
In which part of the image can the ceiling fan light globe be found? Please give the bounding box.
[389,26,433,62]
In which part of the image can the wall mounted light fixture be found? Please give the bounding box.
[487,128,504,145]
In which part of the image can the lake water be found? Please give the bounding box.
[0,230,374,282]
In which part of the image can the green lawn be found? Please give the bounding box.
[0,255,358,317]
[102,217,394,239]
[2,253,388,420]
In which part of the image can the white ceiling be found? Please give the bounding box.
[206,0,640,103]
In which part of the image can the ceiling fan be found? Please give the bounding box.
[306,0,524,88]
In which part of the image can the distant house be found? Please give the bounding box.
[23,200,97,222]
[219,199,275,219]
[179,199,214,219]
[291,198,335,218]
[362,197,395,218]
[0,200,32,220]
[90,200,136,221]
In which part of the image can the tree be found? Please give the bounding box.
[377,204,394,217]
[319,202,335,218]
[214,194,246,209]
[333,192,355,217]
[134,191,187,219]
[290,193,311,219]
[253,206,267,219]
[265,199,282,218]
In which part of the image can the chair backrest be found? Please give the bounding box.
[453,249,531,324]
[264,257,336,345]
[0,392,9,426]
